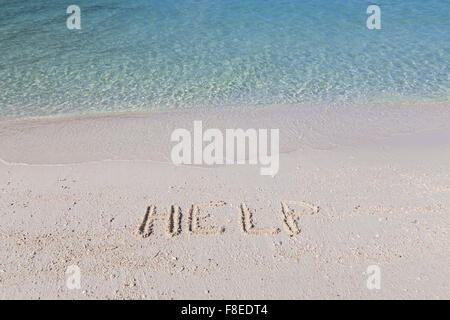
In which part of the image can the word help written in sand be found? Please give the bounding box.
[135,201,319,238]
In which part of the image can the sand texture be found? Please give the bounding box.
[0,103,449,299]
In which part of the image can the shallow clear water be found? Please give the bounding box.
[0,0,449,118]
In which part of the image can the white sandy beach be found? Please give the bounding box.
[0,102,449,299]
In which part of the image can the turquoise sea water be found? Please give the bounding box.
[0,0,449,118]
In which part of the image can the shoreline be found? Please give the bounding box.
[1,101,449,165]
[1,98,448,123]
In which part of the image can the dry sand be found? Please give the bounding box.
[0,102,449,299]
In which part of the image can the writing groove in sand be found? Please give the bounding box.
[135,201,319,238]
